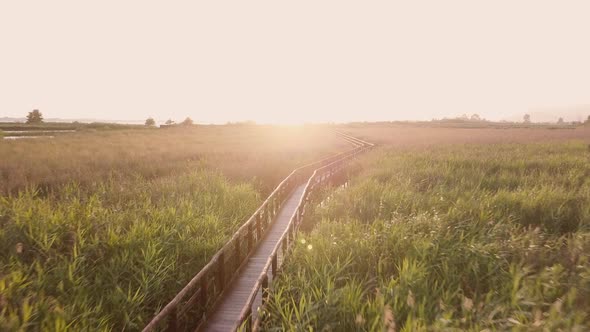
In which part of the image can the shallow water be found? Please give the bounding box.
[2,130,75,133]
[3,136,55,140]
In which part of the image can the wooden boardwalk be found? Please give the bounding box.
[202,184,308,331]
[142,132,372,332]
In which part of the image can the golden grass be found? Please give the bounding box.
[264,141,590,330]
[339,123,590,147]
[0,125,352,330]
[0,125,351,194]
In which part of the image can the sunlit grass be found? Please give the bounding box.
[0,172,260,330]
[0,125,349,331]
[263,142,590,331]
[0,125,349,195]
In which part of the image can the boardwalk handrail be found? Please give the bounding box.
[143,131,373,331]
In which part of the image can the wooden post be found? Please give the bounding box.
[200,276,208,311]
[272,198,276,217]
[218,252,225,292]
[262,274,269,303]
[272,253,278,277]
[278,188,282,208]
[166,307,178,332]
[268,200,273,219]
[256,213,262,241]
[247,222,253,252]
[282,237,287,255]
[235,236,241,270]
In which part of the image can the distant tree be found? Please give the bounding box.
[181,117,194,126]
[523,114,531,123]
[26,109,44,124]
[165,119,175,125]
[145,117,156,126]
[557,117,564,124]
[470,114,481,121]
[586,115,590,124]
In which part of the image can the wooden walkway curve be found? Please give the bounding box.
[202,184,307,331]
[143,132,373,332]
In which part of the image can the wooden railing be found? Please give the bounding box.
[143,132,373,332]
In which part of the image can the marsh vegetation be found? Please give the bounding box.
[1,124,589,330]
[0,126,349,330]
[263,140,590,330]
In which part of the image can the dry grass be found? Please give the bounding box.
[339,123,590,148]
[3,123,586,330]
[0,125,351,331]
[264,141,590,331]
[0,125,350,194]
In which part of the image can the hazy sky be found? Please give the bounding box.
[1,1,589,123]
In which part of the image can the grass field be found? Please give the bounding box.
[0,125,349,194]
[0,125,350,331]
[263,132,590,330]
[339,123,590,147]
[2,124,589,331]
[0,122,142,132]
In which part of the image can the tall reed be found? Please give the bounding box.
[263,142,590,331]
